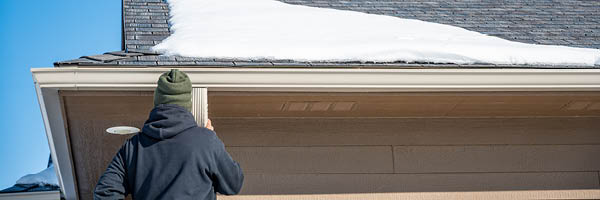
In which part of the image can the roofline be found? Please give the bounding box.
[31,66,600,200]
[32,67,600,92]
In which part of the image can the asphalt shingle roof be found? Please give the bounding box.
[55,0,600,68]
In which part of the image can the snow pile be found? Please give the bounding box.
[153,0,600,66]
[15,164,59,187]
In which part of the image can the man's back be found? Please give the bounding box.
[94,104,244,200]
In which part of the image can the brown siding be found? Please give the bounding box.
[209,91,600,118]
[63,91,600,199]
[237,172,599,194]
[228,146,393,173]
[393,145,600,173]
[213,118,600,146]
[61,92,153,200]
[215,117,600,198]
[211,91,600,199]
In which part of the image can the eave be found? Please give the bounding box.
[32,67,600,92]
[31,66,600,200]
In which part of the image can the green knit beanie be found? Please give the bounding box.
[154,69,192,112]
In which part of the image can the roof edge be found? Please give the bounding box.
[31,67,600,92]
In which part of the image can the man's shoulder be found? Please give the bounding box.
[183,126,217,137]
[178,126,223,145]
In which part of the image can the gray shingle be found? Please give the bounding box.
[194,61,236,66]
[117,61,158,66]
[82,54,128,62]
[233,62,275,67]
[284,0,599,50]
[55,0,600,68]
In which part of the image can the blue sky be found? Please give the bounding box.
[0,0,121,189]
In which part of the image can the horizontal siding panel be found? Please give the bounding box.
[209,92,600,117]
[227,146,393,173]
[238,172,599,195]
[213,117,600,146]
[394,145,600,173]
[219,190,600,200]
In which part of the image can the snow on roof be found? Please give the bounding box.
[15,164,58,187]
[152,0,600,66]
[1,163,59,194]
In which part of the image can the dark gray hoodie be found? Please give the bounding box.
[94,104,244,200]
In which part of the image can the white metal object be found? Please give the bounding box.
[32,67,600,92]
[106,126,140,135]
[191,88,208,127]
[34,84,77,200]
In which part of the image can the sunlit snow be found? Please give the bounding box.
[15,164,59,186]
[153,0,600,66]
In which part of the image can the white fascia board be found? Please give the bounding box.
[34,84,77,200]
[32,67,600,92]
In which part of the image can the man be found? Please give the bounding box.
[94,69,244,200]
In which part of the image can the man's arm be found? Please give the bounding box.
[94,144,129,200]
[209,130,244,195]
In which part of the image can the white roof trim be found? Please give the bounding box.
[34,85,77,200]
[33,67,600,92]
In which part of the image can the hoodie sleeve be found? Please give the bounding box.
[94,142,130,200]
[210,132,244,195]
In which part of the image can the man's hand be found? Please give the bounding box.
[205,119,214,131]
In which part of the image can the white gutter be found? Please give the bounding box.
[32,67,600,92]
[31,66,600,200]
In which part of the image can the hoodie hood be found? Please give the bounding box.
[142,104,197,140]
